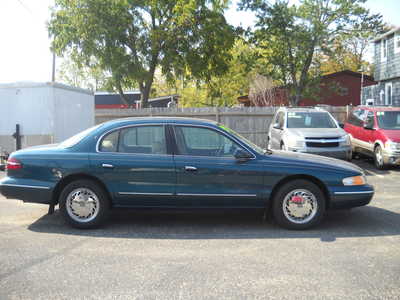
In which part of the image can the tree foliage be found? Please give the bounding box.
[49,0,235,107]
[151,38,258,107]
[56,54,112,91]
[239,0,383,106]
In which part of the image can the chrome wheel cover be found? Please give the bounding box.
[66,188,100,223]
[375,147,383,166]
[283,189,318,224]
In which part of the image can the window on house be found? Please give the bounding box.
[385,83,392,106]
[382,39,387,61]
[395,33,400,54]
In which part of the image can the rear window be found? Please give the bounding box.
[287,112,337,128]
[377,111,400,130]
[60,124,102,148]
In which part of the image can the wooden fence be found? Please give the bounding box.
[95,106,350,148]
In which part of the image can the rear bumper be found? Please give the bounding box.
[0,177,53,204]
[329,185,374,209]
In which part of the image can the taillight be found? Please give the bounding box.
[7,157,22,170]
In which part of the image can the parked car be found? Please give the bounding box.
[268,107,352,160]
[344,106,400,169]
[0,117,373,230]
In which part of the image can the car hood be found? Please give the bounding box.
[380,130,400,142]
[266,150,363,174]
[287,128,346,138]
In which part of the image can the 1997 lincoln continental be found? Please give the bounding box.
[0,117,374,230]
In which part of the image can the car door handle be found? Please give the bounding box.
[184,166,197,172]
[102,163,114,169]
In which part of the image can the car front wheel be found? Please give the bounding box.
[374,145,387,170]
[272,179,325,230]
[59,179,110,229]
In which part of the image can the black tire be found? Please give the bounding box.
[374,145,387,170]
[346,150,353,162]
[351,149,358,159]
[59,179,110,229]
[272,179,326,230]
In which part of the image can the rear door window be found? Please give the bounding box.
[98,125,167,155]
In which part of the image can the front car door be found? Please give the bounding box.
[89,124,176,207]
[171,124,265,208]
[270,111,285,149]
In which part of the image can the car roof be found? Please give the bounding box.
[102,116,218,128]
[356,106,400,112]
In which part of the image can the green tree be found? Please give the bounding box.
[151,38,258,107]
[49,0,235,107]
[239,0,383,106]
[57,55,112,91]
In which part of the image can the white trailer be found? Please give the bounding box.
[0,82,94,153]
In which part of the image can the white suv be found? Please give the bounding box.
[268,107,352,160]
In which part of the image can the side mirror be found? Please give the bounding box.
[338,123,344,129]
[234,148,253,161]
[273,123,281,130]
[363,122,374,130]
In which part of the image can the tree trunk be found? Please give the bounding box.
[139,83,151,108]
[116,81,130,107]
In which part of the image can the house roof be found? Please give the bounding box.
[322,70,375,82]
[373,26,400,42]
[95,90,140,95]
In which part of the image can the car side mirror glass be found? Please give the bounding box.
[273,123,281,130]
[338,123,344,129]
[363,122,374,130]
[234,148,253,161]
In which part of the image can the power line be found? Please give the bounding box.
[17,0,34,15]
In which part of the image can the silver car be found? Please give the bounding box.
[268,107,352,160]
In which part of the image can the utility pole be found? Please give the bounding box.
[51,51,56,82]
[359,68,364,105]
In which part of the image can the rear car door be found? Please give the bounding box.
[89,124,176,207]
[346,109,365,150]
[172,125,265,208]
[362,110,376,154]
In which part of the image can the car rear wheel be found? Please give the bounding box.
[374,145,387,170]
[59,180,110,229]
[272,179,325,230]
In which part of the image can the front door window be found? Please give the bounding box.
[174,126,242,157]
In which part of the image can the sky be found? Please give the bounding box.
[0,0,399,84]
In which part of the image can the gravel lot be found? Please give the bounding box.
[1,158,399,299]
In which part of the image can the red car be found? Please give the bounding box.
[344,106,400,169]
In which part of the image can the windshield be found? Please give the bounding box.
[59,124,103,148]
[287,112,337,128]
[218,124,265,154]
[377,111,400,130]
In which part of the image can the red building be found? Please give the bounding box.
[238,70,376,107]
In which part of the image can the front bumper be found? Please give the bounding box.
[329,184,374,209]
[288,146,352,160]
[0,177,53,204]
[382,150,400,165]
